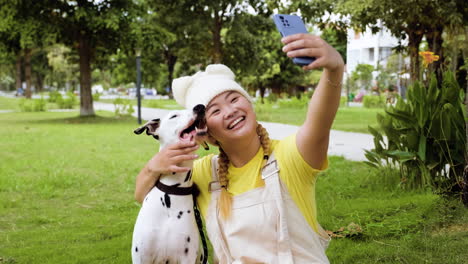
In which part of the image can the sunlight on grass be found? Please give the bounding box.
[0,96,20,110]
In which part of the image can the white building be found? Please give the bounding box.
[346,25,401,74]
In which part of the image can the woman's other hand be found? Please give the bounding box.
[134,141,199,203]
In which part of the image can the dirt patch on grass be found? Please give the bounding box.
[432,223,468,236]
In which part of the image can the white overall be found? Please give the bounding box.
[206,153,330,264]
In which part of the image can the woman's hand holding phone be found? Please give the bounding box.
[273,14,343,72]
[281,33,344,72]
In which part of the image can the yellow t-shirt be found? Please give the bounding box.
[192,133,327,232]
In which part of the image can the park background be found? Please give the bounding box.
[1,0,467,263]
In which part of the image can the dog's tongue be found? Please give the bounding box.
[181,130,196,142]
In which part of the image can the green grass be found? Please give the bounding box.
[0,96,78,111]
[100,97,382,133]
[2,96,381,133]
[99,98,182,110]
[317,158,468,263]
[255,103,383,133]
[0,111,466,263]
[332,107,383,133]
[0,96,21,110]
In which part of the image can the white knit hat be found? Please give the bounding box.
[172,64,252,109]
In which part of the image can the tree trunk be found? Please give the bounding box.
[407,28,423,82]
[35,73,44,92]
[258,82,266,104]
[462,29,468,168]
[15,53,22,96]
[78,32,95,116]
[165,50,177,97]
[211,11,223,64]
[24,48,32,99]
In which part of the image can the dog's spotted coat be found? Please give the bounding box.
[131,105,208,264]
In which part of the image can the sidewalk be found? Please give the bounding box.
[94,102,374,161]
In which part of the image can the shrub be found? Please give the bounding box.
[48,91,62,103]
[19,98,47,112]
[278,97,308,109]
[339,96,347,107]
[57,91,77,109]
[146,100,161,108]
[362,95,386,108]
[113,98,135,117]
[365,71,466,193]
[92,92,101,101]
[266,92,278,103]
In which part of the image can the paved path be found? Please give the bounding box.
[94,102,374,161]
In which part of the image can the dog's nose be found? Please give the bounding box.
[193,104,205,114]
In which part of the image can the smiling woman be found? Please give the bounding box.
[135,32,344,263]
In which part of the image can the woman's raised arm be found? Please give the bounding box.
[281,33,344,169]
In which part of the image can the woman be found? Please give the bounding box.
[135,33,344,263]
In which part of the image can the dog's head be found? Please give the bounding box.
[134,104,209,150]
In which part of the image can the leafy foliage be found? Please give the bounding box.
[18,98,47,112]
[113,97,135,117]
[56,92,78,109]
[365,71,466,193]
[351,64,374,90]
[362,95,386,108]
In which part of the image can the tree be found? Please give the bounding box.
[45,44,79,91]
[0,0,56,98]
[352,64,374,91]
[320,26,347,63]
[295,0,467,83]
[223,12,282,97]
[141,0,211,94]
[51,0,136,116]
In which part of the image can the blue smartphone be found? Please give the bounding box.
[273,14,315,66]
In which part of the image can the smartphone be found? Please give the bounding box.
[273,14,315,66]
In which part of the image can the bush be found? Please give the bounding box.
[146,100,161,108]
[266,92,278,103]
[19,98,47,112]
[113,98,135,117]
[340,96,347,107]
[362,95,386,108]
[57,92,77,109]
[92,92,101,101]
[365,71,466,193]
[48,91,62,103]
[277,96,309,109]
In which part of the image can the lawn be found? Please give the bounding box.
[2,96,382,133]
[0,96,21,110]
[99,98,182,110]
[0,111,466,263]
[255,103,383,133]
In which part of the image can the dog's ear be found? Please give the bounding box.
[201,141,209,151]
[134,119,161,140]
[206,132,218,147]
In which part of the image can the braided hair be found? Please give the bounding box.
[216,123,271,220]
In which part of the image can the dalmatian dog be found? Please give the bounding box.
[132,104,209,264]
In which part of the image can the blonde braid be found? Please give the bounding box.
[217,123,271,220]
[217,147,232,220]
[256,123,271,167]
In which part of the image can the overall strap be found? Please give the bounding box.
[208,154,234,263]
[261,152,294,263]
[209,155,222,192]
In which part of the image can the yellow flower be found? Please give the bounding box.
[419,51,440,68]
